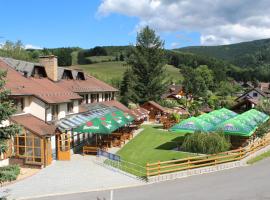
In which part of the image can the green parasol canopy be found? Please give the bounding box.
[104,112,127,127]
[216,118,256,137]
[247,109,269,123]
[170,117,215,133]
[111,110,134,123]
[208,108,238,121]
[73,117,117,134]
[197,113,224,126]
[233,115,257,129]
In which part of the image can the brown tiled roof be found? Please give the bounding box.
[0,59,82,104]
[143,101,167,113]
[101,100,130,113]
[11,114,56,137]
[162,84,183,99]
[56,75,118,93]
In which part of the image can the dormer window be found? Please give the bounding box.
[76,72,85,80]
[32,66,47,78]
[62,70,73,80]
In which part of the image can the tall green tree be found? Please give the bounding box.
[0,70,20,155]
[127,26,167,103]
[120,68,137,106]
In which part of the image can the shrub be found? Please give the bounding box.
[182,131,231,154]
[0,165,20,184]
[256,121,270,138]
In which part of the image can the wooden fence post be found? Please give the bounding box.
[146,163,149,177]
[158,161,160,176]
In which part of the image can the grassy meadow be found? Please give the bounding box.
[72,61,183,84]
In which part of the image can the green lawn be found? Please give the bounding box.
[247,150,270,164]
[72,61,183,84]
[116,125,194,167]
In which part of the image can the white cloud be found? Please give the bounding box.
[97,0,270,45]
[24,44,42,49]
[170,42,180,48]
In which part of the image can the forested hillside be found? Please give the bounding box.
[177,38,270,68]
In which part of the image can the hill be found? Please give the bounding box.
[176,38,270,68]
[72,61,183,87]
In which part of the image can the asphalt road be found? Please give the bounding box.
[30,158,270,200]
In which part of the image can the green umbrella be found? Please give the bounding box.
[217,118,256,137]
[103,113,127,127]
[244,110,265,123]
[111,110,134,123]
[73,118,112,134]
[197,113,224,126]
[99,115,120,131]
[248,109,269,123]
[240,112,260,126]
[233,115,257,129]
[170,117,215,133]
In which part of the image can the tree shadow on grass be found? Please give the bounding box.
[156,136,185,150]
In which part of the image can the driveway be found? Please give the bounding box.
[28,158,270,200]
[1,155,143,199]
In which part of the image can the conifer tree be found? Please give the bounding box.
[0,70,20,155]
[120,68,137,106]
[127,26,167,104]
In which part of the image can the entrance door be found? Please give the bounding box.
[57,132,71,160]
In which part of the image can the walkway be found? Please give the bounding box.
[29,158,270,200]
[1,155,143,199]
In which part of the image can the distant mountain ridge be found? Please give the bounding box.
[175,38,270,67]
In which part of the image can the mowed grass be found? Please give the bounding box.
[72,61,183,83]
[116,125,194,166]
[247,150,270,165]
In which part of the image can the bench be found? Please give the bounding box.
[83,146,99,155]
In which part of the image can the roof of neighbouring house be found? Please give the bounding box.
[161,84,183,99]
[236,87,268,101]
[142,101,167,113]
[11,114,56,137]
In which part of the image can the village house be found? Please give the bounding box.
[232,86,269,112]
[0,56,143,167]
[161,84,185,100]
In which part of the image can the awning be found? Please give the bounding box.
[56,104,134,132]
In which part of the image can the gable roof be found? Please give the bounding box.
[162,84,183,99]
[142,101,167,113]
[0,59,82,104]
[236,87,268,101]
[11,114,56,137]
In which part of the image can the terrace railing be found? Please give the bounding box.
[146,133,270,177]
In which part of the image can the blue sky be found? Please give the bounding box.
[1,0,269,49]
[0,0,200,49]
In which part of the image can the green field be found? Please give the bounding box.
[116,125,194,166]
[72,61,183,84]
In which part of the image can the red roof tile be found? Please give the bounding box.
[0,59,82,104]
[11,114,56,137]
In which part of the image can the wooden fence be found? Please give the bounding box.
[146,134,270,177]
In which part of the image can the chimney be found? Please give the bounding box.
[39,55,58,81]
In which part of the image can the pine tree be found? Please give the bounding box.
[120,68,137,106]
[0,70,20,155]
[127,26,167,104]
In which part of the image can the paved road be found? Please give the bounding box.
[30,158,270,200]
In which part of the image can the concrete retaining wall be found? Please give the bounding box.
[148,161,241,183]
